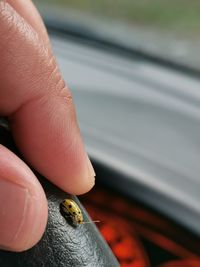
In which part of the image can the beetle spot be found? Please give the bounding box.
[68,204,72,208]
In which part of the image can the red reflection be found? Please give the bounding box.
[80,186,200,267]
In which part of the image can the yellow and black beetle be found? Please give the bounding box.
[61,199,99,225]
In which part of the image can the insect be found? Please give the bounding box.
[61,199,99,225]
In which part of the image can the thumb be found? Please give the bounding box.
[0,145,47,252]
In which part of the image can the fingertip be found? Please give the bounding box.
[66,155,96,195]
[11,95,96,195]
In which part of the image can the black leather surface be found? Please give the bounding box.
[0,119,119,267]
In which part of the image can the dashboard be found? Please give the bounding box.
[50,33,200,235]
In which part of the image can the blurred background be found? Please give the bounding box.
[34,0,200,71]
[33,1,200,267]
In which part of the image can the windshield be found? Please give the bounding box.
[34,0,200,72]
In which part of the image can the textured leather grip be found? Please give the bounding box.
[0,119,119,267]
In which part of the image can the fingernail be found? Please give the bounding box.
[86,155,96,182]
[0,179,29,249]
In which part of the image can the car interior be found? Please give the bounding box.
[1,1,200,266]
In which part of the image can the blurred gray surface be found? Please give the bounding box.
[37,3,200,71]
[51,35,200,233]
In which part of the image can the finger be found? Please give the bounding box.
[0,2,95,195]
[6,0,49,46]
[0,145,47,252]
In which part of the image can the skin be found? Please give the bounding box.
[0,0,95,252]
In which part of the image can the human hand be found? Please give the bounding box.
[0,0,95,252]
